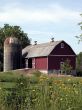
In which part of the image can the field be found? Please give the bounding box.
[0,71,82,110]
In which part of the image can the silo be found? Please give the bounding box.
[4,37,22,72]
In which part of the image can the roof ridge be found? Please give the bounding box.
[32,40,62,45]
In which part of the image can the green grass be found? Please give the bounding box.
[0,71,82,110]
[0,72,21,82]
[0,82,15,89]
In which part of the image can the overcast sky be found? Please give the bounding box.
[0,0,82,54]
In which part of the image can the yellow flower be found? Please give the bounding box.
[68,79,71,81]
[75,90,78,95]
[60,98,63,101]
[32,89,35,92]
[49,86,52,89]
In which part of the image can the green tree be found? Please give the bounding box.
[76,52,82,76]
[76,52,82,70]
[75,14,82,42]
[0,24,31,71]
[60,59,72,75]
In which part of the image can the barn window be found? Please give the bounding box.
[61,43,64,48]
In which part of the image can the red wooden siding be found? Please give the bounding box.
[35,57,47,70]
[51,41,75,55]
[48,56,76,70]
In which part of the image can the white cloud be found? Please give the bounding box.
[0,4,81,24]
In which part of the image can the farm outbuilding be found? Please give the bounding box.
[4,37,22,72]
[22,40,76,75]
[3,37,76,74]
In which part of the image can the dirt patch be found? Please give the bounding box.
[12,68,40,76]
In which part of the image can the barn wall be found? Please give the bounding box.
[48,56,76,70]
[51,41,75,55]
[35,57,47,70]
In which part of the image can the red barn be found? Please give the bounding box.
[22,40,76,75]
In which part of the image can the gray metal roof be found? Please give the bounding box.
[22,40,63,58]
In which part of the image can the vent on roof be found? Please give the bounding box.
[51,37,54,42]
[34,41,37,45]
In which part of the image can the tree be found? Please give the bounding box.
[75,14,82,42]
[76,52,82,76]
[76,52,82,70]
[75,14,82,75]
[0,24,31,71]
[60,59,72,75]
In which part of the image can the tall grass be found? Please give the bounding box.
[0,72,82,110]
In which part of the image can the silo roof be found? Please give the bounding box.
[4,37,19,45]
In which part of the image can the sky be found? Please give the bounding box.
[0,0,82,54]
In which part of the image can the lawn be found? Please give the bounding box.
[0,71,82,110]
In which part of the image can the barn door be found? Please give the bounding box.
[28,58,32,68]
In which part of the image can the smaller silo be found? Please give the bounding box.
[4,37,22,72]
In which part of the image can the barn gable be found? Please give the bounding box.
[50,41,76,56]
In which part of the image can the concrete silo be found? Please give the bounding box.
[4,37,22,72]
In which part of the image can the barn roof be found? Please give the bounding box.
[22,40,63,58]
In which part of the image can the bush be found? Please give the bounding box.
[76,69,82,76]
[5,75,29,110]
[32,70,42,77]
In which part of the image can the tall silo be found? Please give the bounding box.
[4,37,22,72]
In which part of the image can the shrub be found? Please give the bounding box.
[32,70,42,77]
[5,75,29,110]
[76,69,82,76]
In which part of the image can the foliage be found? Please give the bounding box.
[76,52,82,69]
[75,14,82,42]
[1,72,82,110]
[76,52,82,76]
[0,24,31,71]
[60,59,72,75]
[5,75,29,110]
[76,69,82,76]
[32,70,42,77]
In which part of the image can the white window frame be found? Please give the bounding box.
[61,43,64,48]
